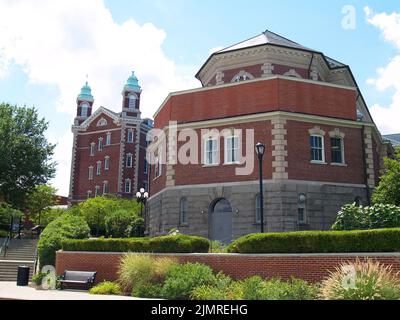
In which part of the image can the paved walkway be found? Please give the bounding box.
[0,282,148,300]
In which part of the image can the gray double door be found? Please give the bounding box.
[210,199,233,244]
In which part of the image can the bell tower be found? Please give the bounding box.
[75,81,94,125]
[122,71,141,118]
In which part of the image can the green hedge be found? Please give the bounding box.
[227,229,400,254]
[62,235,210,253]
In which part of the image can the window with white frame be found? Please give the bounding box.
[330,137,344,164]
[225,136,240,164]
[86,190,92,199]
[106,132,111,145]
[96,161,101,175]
[98,137,103,151]
[90,143,95,156]
[126,153,133,168]
[88,166,94,180]
[127,129,134,143]
[204,138,218,165]
[94,186,101,197]
[255,194,262,224]
[97,118,107,127]
[179,197,188,225]
[103,181,109,194]
[310,135,325,162]
[104,156,110,170]
[125,179,131,193]
[128,94,137,108]
[154,148,162,178]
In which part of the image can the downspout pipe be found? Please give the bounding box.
[361,125,372,206]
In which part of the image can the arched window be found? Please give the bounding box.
[180,198,188,225]
[298,193,307,224]
[81,103,89,117]
[97,118,107,127]
[128,94,137,109]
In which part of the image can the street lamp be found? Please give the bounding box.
[255,142,265,233]
[136,188,149,218]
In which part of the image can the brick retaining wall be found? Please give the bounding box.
[55,251,400,284]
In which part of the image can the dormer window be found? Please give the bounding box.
[81,103,89,117]
[128,94,137,109]
[97,118,107,127]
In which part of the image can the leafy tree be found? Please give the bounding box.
[74,195,141,237]
[372,157,400,206]
[0,103,56,208]
[26,185,57,225]
[0,203,23,230]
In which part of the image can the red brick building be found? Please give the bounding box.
[147,30,392,243]
[68,72,152,204]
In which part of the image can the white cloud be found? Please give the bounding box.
[365,6,400,134]
[0,0,200,196]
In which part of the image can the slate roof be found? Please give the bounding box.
[214,30,346,69]
[383,134,400,147]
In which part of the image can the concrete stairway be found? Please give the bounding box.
[0,239,38,282]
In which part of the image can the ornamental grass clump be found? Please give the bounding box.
[89,281,122,296]
[320,259,400,300]
[117,253,177,297]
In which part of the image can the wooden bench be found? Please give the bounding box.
[59,270,97,290]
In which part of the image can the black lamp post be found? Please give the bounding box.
[255,142,265,233]
[136,188,149,218]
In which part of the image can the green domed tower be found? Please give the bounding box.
[75,81,94,125]
[122,71,141,118]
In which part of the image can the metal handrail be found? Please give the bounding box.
[0,236,10,258]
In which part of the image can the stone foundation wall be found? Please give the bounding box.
[147,181,368,239]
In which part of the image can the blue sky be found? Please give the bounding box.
[0,0,399,196]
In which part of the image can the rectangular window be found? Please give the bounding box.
[331,138,344,164]
[310,135,324,162]
[97,162,101,175]
[95,186,100,197]
[204,138,218,165]
[127,129,134,143]
[225,136,239,164]
[255,195,262,224]
[125,180,131,193]
[90,144,95,156]
[180,198,188,225]
[298,208,306,224]
[103,182,109,194]
[86,191,92,199]
[126,154,133,168]
[143,181,149,192]
[98,138,103,151]
[88,166,93,180]
[144,158,148,174]
[106,133,111,145]
[155,149,162,178]
[104,157,110,170]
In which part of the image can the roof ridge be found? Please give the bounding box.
[263,29,302,46]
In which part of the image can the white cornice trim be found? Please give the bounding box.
[72,107,120,131]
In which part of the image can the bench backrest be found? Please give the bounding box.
[63,270,97,282]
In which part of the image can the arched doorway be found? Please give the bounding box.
[210,198,233,244]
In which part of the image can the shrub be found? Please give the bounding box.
[162,263,217,300]
[76,196,141,236]
[37,214,90,266]
[32,272,47,286]
[118,253,177,295]
[258,278,318,300]
[62,234,210,253]
[209,241,227,253]
[191,274,243,300]
[0,203,23,228]
[332,203,400,231]
[0,230,8,238]
[39,208,67,227]
[89,281,123,295]
[331,203,367,231]
[372,157,400,206]
[104,209,144,238]
[227,228,400,254]
[320,259,400,300]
